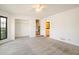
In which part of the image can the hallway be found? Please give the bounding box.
[0,37,79,55]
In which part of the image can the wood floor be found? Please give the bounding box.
[0,37,79,55]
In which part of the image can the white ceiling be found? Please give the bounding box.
[0,4,79,18]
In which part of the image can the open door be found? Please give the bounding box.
[36,20,40,37]
[45,20,50,37]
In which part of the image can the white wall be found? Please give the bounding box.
[15,19,29,37]
[8,16,15,40]
[29,19,36,37]
[50,7,79,46]
[15,15,36,38]
[40,19,45,36]
[0,10,15,44]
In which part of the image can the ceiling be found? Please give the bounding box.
[0,4,79,19]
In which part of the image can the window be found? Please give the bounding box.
[0,16,7,40]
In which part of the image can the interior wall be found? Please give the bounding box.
[40,19,45,36]
[50,7,79,46]
[0,10,15,44]
[15,19,29,37]
[15,15,36,38]
[29,19,36,37]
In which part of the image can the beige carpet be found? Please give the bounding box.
[0,37,79,55]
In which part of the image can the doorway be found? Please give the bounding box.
[45,20,50,37]
[36,20,40,37]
